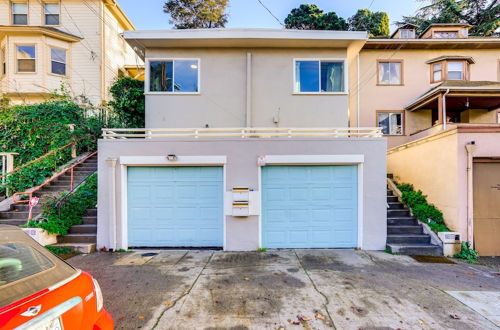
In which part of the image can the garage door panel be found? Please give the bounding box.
[263,165,358,248]
[127,166,223,247]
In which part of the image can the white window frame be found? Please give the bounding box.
[400,29,415,39]
[377,61,403,85]
[49,46,67,76]
[145,58,201,95]
[43,2,61,26]
[293,58,348,95]
[12,1,29,25]
[377,112,403,136]
[16,44,36,74]
[1,48,6,76]
[447,61,464,80]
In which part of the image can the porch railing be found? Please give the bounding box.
[102,127,383,139]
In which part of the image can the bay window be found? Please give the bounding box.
[16,45,36,73]
[447,61,464,80]
[294,59,345,93]
[50,47,66,75]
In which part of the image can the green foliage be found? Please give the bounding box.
[116,248,127,253]
[397,182,449,233]
[45,245,75,255]
[164,0,229,29]
[454,241,479,263]
[108,77,145,128]
[348,9,390,37]
[285,4,348,30]
[27,174,97,236]
[399,0,500,36]
[257,247,267,253]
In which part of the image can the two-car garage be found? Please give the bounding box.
[126,164,359,249]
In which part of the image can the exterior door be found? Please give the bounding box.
[262,165,358,248]
[127,166,223,247]
[473,162,500,256]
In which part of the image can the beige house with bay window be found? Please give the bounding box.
[0,0,143,105]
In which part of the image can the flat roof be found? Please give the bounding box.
[123,28,368,58]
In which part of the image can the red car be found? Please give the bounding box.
[0,225,113,329]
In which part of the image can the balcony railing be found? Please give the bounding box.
[102,127,383,139]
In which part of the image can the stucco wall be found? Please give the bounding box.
[98,137,387,251]
[356,48,500,148]
[145,48,349,129]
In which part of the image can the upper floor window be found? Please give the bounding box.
[434,31,458,39]
[12,2,28,25]
[1,48,6,75]
[378,61,402,85]
[432,63,442,82]
[294,59,345,93]
[400,29,415,39]
[149,59,199,93]
[16,45,36,73]
[431,60,467,83]
[44,3,60,25]
[377,111,403,136]
[447,61,464,80]
[50,47,66,75]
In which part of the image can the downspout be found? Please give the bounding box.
[465,142,477,246]
[442,88,450,130]
[357,53,360,128]
[246,53,252,127]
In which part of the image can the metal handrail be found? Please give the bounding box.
[55,172,96,217]
[12,151,97,205]
[102,127,383,139]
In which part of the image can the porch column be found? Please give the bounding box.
[437,94,444,125]
[106,158,118,251]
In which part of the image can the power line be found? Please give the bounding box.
[255,0,284,27]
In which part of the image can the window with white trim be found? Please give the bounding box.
[400,29,415,38]
[294,60,345,93]
[44,2,60,25]
[12,2,28,25]
[432,63,443,82]
[377,112,403,135]
[50,47,66,75]
[1,48,6,75]
[16,45,35,73]
[149,59,199,93]
[447,61,464,80]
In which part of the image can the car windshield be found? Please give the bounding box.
[0,226,77,308]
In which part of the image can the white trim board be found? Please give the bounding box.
[119,155,227,166]
[263,154,364,165]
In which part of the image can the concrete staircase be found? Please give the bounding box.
[0,154,97,227]
[51,208,97,253]
[386,188,442,256]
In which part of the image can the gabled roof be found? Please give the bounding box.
[0,26,82,42]
[425,56,475,64]
[389,24,418,39]
[103,0,135,31]
[419,23,472,38]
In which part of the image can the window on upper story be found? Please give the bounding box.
[434,31,459,39]
[50,47,66,75]
[432,63,443,82]
[12,2,28,25]
[149,59,199,93]
[294,59,345,93]
[44,3,60,25]
[447,61,464,80]
[1,48,6,75]
[377,111,403,136]
[16,45,36,73]
[378,61,402,85]
[400,29,415,39]
[431,60,467,83]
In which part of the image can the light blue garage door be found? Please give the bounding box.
[127,166,223,247]
[262,165,358,248]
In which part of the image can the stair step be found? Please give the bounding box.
[86,209,97,216]
[387,196,398,203]
[11,204,41,212]
[0,219,28,226]
[388,209,411,217]
[387,234,431,244]
[0,211,30,219]
[387,225,423,235]
[387,190,393,196]
[49,181,72,187]
[50,243,96,254]
[81,216,97,225]
[387,243,442,256]
[74,167,97,172]
[388,202,404,209]
[59,233,96,244]
[69,224,97,234]
[39,186,69,192]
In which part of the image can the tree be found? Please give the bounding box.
[164,0,229,29]
[284,4,348,30]
[109,77,145,128]
[399,0,500,36]
[348,9,390,37]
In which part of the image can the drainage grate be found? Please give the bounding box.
[411,255,456,264]
[141,252,158,257]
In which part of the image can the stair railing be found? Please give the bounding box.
[55,172,96,217]
[12,151,98,205]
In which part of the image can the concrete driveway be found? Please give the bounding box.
[69,249,500,330]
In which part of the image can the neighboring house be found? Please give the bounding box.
[0,0,142,105]
[97,29,387,252]
[356,24,500,256]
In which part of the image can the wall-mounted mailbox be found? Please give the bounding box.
[232,202,249,217]
[232,187,249,202]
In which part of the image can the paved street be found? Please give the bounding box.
[69,249,500,330]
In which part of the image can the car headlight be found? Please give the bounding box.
[92,277,104,312]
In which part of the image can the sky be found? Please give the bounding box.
[116,0,424,32]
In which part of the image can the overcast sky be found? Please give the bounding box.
[116,0,424,32]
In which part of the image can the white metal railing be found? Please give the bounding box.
[102,127,383,139]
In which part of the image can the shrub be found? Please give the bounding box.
[401,190,427,209]
[26,174,97,236]
[397,183,414,193]
[454,241,479,263]
[109,77,145,128]
[412,203,444,224]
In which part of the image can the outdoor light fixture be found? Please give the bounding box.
[166,154,177,161]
